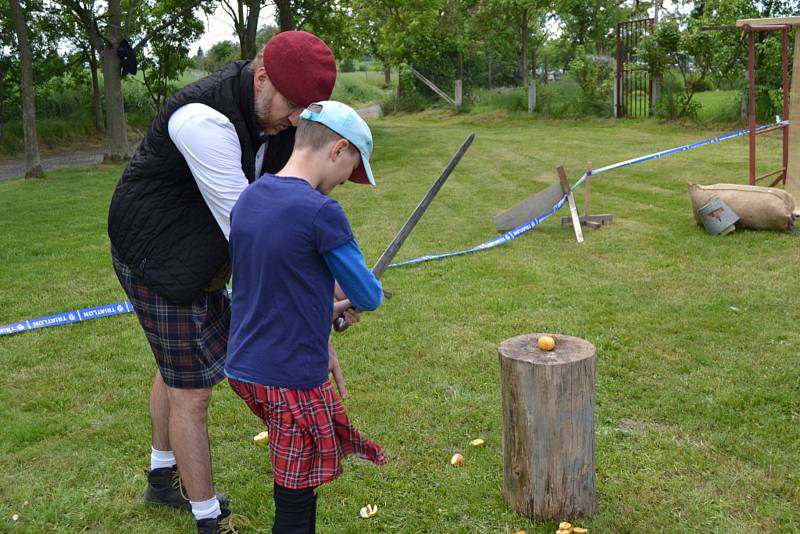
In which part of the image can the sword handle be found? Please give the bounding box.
[333,315,349,332]
[332,289,392,333]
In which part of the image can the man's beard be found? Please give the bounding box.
[254,94,276,135]
[255,90,293,136]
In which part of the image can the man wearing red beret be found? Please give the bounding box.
[107,31,350,532]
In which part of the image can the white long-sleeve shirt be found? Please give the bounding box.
[168,103,266,240]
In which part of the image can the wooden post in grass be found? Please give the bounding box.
[498,333,597,520]
[558,166,584,243]
[527,79,536,113]
[560,163,614,231]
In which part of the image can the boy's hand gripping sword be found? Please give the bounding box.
[334,132,475,332]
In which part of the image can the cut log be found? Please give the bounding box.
[498,333,596,520]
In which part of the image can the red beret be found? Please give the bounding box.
[262,31,337,107]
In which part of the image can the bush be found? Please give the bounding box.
[469,87,526,113]
[537,77,593,118]
[654,70,700,120]
[122,76,158,116]
[331,73,390,107]
[754,86,784,122]
[381,90,432,115]
[566,46,614,116]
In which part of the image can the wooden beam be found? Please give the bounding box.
[493,182,564,232]
[561,214,614,229]
[737,17,800,27]
[408,66,456,106]
[787,29,800,200]
[557,166,583,244]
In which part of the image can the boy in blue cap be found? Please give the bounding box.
[225,101,385,533]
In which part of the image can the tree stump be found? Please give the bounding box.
[498,333,596,520]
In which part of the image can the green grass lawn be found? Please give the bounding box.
[694,90,742,124]
[1,114,798,533]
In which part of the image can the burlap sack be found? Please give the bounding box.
[688,182,798,231]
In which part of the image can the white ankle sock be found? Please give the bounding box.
[150,447,176,471]
[191,496,221,521]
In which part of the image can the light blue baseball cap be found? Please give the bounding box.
[299,100,376,186]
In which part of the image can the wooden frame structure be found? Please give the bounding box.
[735,17,800,195]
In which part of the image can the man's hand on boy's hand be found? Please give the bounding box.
[332,299,361,326]
[328,340,348,400]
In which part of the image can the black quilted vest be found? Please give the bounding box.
[108,61,295,303]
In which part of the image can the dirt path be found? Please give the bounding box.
[0,141,141,181]
[356,104,382,119]
[0,105,382,181]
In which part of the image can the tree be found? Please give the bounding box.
[554,0,629,64]
[488,0,550,85]
[347,0,441,69]
[688,0,796,88]
[0,3,20,144]
[139,13,204,109]
[204,40,239,73]
[57,12,105,133]
[57,0,213,161]
[221,0,264,59]
[8,0,43,177]
[272,0,344,32]
[639,18,716,119]
[255,25,280,49]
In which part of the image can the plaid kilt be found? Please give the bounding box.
[111,250,230,389]
[228,378,387,489]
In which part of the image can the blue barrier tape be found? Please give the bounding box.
[389,120,789,268]
[0,121,787,337]
[0,301,132,337]
[389,194,568,267]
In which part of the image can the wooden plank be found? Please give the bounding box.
[737,17,800,27]
[787,29,800,201]
[408,66,456,106]
[558,166,584,243]
[754,123,788,136]
[561,214,614,229]
[493,182,564,232]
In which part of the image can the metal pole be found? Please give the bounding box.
[748,28,756,185]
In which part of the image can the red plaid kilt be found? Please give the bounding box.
[111,250,230,389]
[228,378,387,489]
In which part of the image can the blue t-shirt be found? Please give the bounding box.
[225,174,355,388]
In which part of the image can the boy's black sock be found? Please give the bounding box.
[273,482,316,533]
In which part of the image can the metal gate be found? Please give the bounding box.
[615,18,655,118]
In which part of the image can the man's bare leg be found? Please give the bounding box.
[150,370,170,451]
[167,387,215,501]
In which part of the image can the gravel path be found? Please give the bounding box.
[0,105,382,181]
[0,141,140,181]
